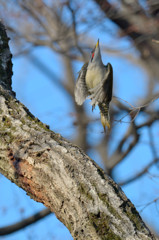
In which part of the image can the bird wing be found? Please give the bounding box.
[74,62,89,105]
[89,63,113,107]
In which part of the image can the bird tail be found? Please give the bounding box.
[98,103,110,132]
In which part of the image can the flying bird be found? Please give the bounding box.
[74,39,113,132]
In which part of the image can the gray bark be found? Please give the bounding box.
[0,21,156,240]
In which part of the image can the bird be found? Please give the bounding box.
[74,39,113,132]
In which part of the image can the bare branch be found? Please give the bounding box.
[119,157,159,187]
[0,209,51,236]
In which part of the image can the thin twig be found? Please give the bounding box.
[119,157,159,186]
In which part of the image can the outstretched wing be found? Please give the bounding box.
[74,63,89,105]
[89,63,113,107]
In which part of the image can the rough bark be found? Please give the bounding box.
[0,21,156,240]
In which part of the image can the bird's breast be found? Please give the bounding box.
[85,66,106,89]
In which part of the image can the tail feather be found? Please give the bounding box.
[98,103,110,132]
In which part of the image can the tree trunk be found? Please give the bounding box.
[0,21,156,240]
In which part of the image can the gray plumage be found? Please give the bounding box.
[74,40,113,131]
[74,63,89,105]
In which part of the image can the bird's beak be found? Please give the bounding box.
[95,39,99,48]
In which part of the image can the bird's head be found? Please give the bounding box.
[89,39,102,65]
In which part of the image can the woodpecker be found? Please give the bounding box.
[74,39,113,132]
